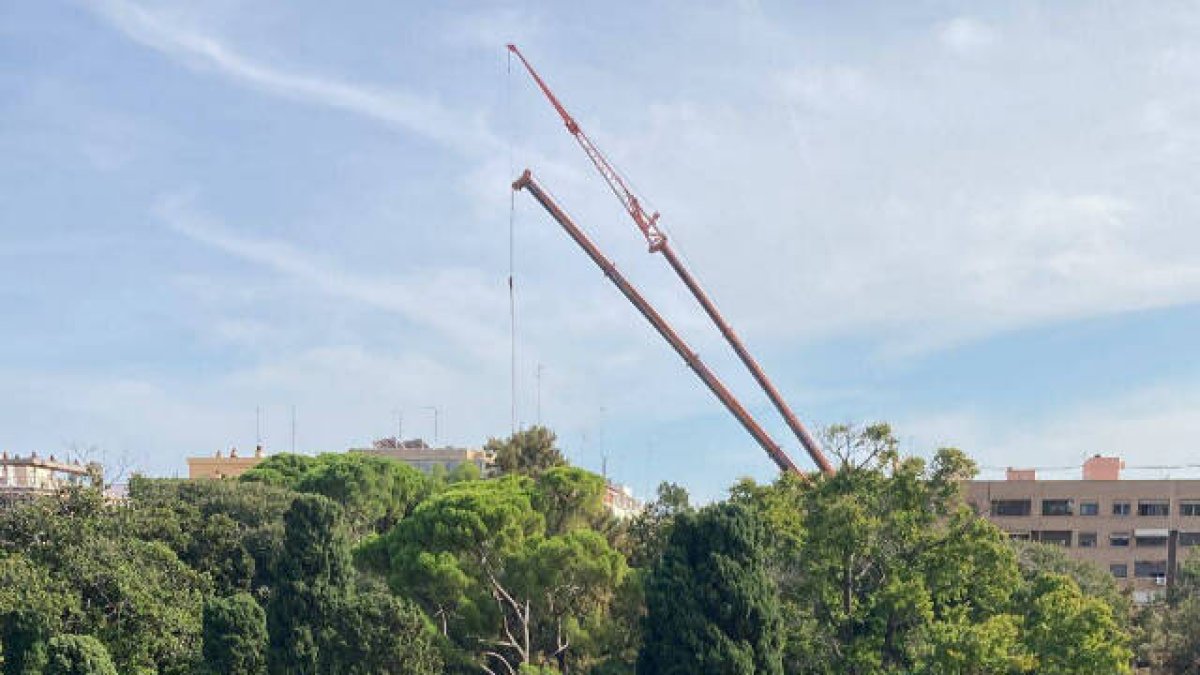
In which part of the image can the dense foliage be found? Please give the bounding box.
[0,424,1175,673]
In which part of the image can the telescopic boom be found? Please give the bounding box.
[513,169,801,475]
[507,44,834,474]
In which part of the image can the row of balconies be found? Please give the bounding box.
[988,497,1198,518]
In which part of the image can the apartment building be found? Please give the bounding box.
[603,482,644,519]
[187,445,266,480]
[351,438,496,476]
[0,451,97,503]
[967,455,1200,602]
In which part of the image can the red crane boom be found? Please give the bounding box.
[507,44,834,475]
[513,170,800,475]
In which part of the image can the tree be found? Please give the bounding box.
[241,453,431,539]
[0,554,77,675]
[509,529,628,672]
[265,493,444,674]
[295,454,431,538]
[1013,540,1130,626]
[126,476,295,595]
[638,502,783,675]
[0,488,208,674]
[324,587,443,674]
[533,466,606,536]
[624,482,691,568]
[203,593,267,675]
[240,453,317,488]
[371,476,543,640]
[1130,550,1200,672]
[372,473,627,672]
[731,428,1028,675]
[266,494,349,674]
[488,427,565,477]
[44,635,117,675]
[1021,574,1131,674]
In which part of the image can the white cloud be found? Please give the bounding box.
[443,8,541,51]
[157,195,511,362]
[936,17,996,54]
[85,0,500,155]
[43,1,1200,492]
[903,381,1200,480]
[0,346,507,476]
[775,65,869,113]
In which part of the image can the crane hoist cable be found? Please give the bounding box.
[512,169,802,476]
[506,44,834,475]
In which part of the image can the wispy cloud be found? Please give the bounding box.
[156,194,509,361]
[85,0,501,155]
[936,17,997,55]
[903,381,1200,479]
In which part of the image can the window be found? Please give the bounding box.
[992,499,1032,516]
[1181,501,1200,516]
[1042,499,1074,516]
[1139,500,1170,517]
[1110,532,1131,547]
[1134,560,1168,579]
[1113,501,1131,516]
[1110,563,1128,578]
[1078,532,1098,548]
[1079,501,1100,516]
[1008,531,1031,541]
[1136,535,1168,548]
[1036,530,1072,547]
[1181,532,1200,547]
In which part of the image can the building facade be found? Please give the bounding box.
[351,438,495,476]
[603,482,644,519]
[187,445,266,480]
[0,452,96,502]
[967,456,1200,602]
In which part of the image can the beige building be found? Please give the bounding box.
[187,445,266,480]
[603,482,644,519]
[0,452,96,502]
[967,455,1200,602]
[351,438,495,476]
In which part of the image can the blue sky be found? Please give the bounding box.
[2,1,1199,501]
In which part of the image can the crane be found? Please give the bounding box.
[512,169,800,474]
[507,44,835,475]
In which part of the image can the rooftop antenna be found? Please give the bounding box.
[290,405,297,453]
[255,405,262,446]
[536,363,544,426]
[394,409,404,443]
[423,406,440,446]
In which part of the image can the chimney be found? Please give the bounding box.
[1006,467,1037,481]
[1083,455,1122,480]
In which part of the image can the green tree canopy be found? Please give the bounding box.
[0,488,207,674]
[639,502,783,675]
[44,635,117,675]
[1021,574,1131,674]
[371,472,626,672]
[126,476,295,595]
[488,426,565,477]
[203,593,267,675]
[533,466,607,535]
[0,553,78,675]
[242,453,431,538]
